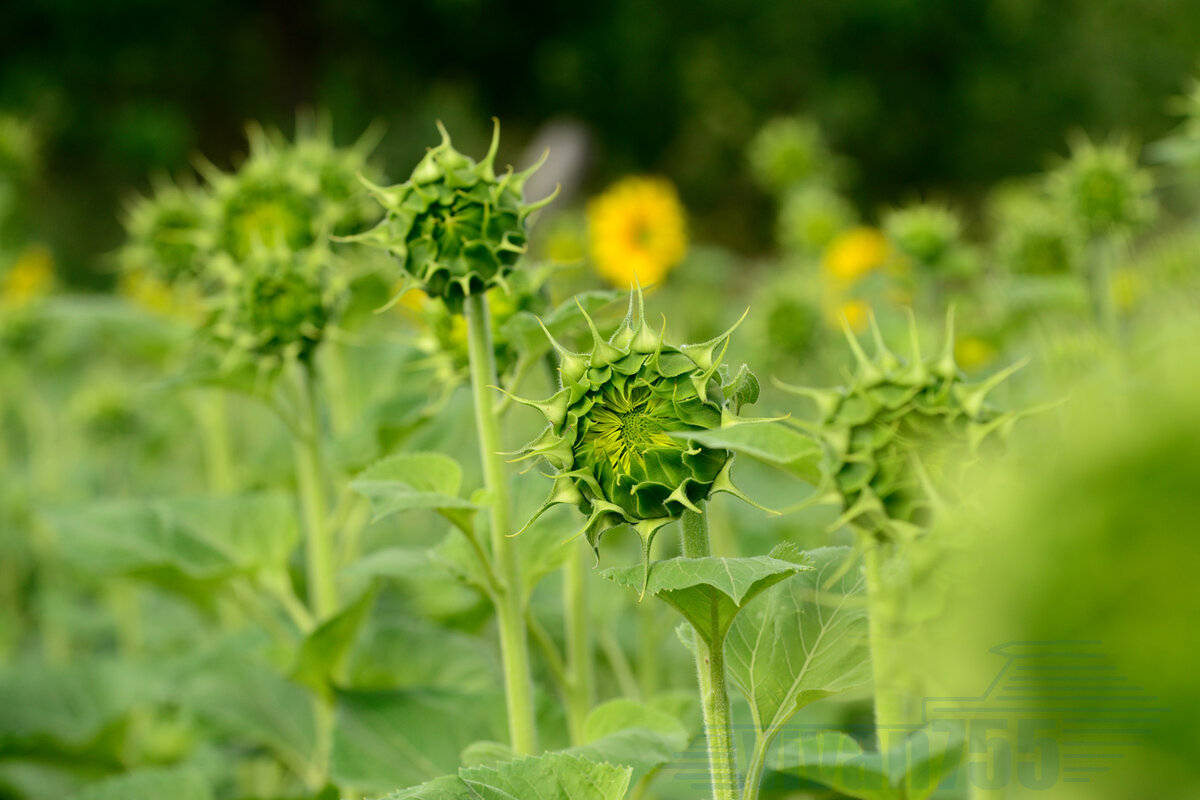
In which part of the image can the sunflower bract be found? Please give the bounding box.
[513,290,756,570]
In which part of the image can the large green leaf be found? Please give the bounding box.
[66,767,212,800]
[601,545,811,646]
[0,658,149,748]
[768,724,966,800]
[347,615,499,693]
[675,422,823,483]
[291,585,379,693]
[566,699,689,782]
[727,546,871,736]
[331,688,504,793]
[386,753,632,800]
[43,492,298,579]
[183,661,319,785]
[352,453,480,526]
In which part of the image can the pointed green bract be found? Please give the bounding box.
[346,120,555,312]
[513,290,760,572]
[779,311,1022,541]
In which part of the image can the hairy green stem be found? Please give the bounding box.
[294,362,337,619]
[682,509,739,800]
[196,390,235,492]
[863,543,914,752]
[465,292,538,755]
[564,540,594,745]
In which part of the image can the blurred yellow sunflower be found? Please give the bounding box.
[587,176,687,288]
[1,245,54,308]
[821,226,890,285]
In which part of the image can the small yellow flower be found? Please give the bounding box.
[587,176,687,289]
[955,336,997,371]
[822,226,890,285]
[1,245,54,307]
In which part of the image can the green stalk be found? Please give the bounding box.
[564,539,594,745]
[294,361,337,620]
[465,292,538,755]
[863,543,913,753]
[681,508,739,800]
[197,390,235,492]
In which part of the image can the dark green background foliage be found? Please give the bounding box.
[4,0,1200,284]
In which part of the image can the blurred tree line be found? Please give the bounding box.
[3,0,1200,286]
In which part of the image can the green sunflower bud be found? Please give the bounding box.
[202,119,381,263]
[120,176,212,284]
[988,187,1081,276]
[747,116,830,194]
[777,185,856,254]
[210,246,340,368]
[882,202,964,274]
[781,311,1027,543]
[345,120,557,313]
[512,289,760,580]
[1048,135,1156,237]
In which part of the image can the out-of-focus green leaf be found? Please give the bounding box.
[66,767,212,800]
[292,585,378,693]
[385,753,632,800]
[43,492,298,579]
[567,699,689,782]
[331,688,504,793]
[767,723,966,800]
[352,453,480,530]
[183,661,319,785]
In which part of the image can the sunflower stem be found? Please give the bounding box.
[294,361,337,620]
[863,542,916,752]
[465,291,538,755]
[681,508,739,800]
[564,539,594,745]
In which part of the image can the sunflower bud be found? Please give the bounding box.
[781,311,1026,543]
[512,289,759,573]
[1048,135,1156,237]
[882,202,968,275]
[346,120,556,313]
[210,246,339,368]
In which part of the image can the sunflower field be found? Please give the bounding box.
[2,5,1200,800]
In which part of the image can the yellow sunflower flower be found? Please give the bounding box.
[821,226,890,285]
[1,245,54,308]
[587,176,687,288]
[954,336,997,371]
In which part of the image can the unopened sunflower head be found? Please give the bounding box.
[203,119,381,264]
[1048,135,1156,237]
[882,202,969,275]
[209,245,341,369]
[344,120,556,313]
[510,288,764,582]
[780,311,1028,544]
[747,116,830,193]
[120,176,213,284]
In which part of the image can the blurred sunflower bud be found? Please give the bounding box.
[747,116,830,194]
[1048,135,1156,237]
[882,202,973,277]
[203,118,382,264]
[209,246,341,369]
[344,121,556,313]
[988,186,1082,276]
[777,185,856,255]
[780,312,1025,543]
[511,289,762,579]
[120,176,212,285]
